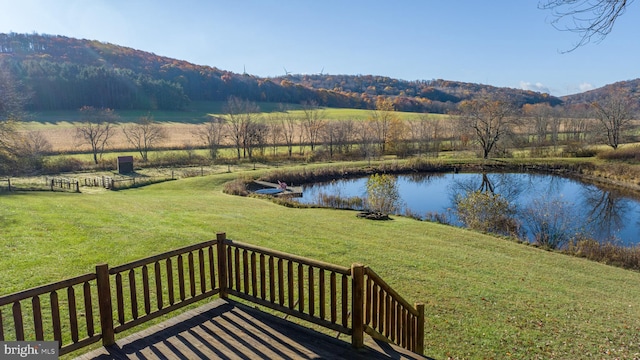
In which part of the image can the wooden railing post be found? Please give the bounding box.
[415,302,425,355]
[96,264,115,346]
[351,263,365,348]
[216,233,228,298]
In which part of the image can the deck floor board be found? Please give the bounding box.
[74,298,428,360]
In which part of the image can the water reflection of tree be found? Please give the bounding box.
[580,185,629,242]
[450,173,524,203]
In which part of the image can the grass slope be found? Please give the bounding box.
[1,171,639,359]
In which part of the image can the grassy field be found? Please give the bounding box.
[17,102,448,153]
[2,164,640,359]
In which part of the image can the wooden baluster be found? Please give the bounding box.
[12,301,24,341]
[390,299,397,343]
[178,255,186,301]
[365,277,372,325]
[396,303,404,346]
[371,283,378,330]
[243,250,249,294]
[378,287,385,335]
[226,247,233,291]
[269,256,275,303]
[0,308,4,340]
[68,286,79,342]
[208,246,216,289]
[32,296,44,341]
[384,293,391,338]
[129,270,138,320]
[198,249,206,293]
[188,252,196,297]
[116,273,125,324]
[308,266,315,316]
[319,269,325,320]
[233,249,240,293]
[83,281,94,337]
[412,311,417,351]
[155,261,163,309]
[50,292,62,344]
[287,261,294,309]
[142,265,151,315]
[260,254,267,300]
[330,272,337,323]
[278,259,285,306]
[166,258,175,305]
[297,263,304,312]
[341,274,348,328]
[251,253,257,297]
[401,308,408,349]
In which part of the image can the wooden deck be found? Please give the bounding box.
[75,298,429,360]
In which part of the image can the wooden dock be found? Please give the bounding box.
[75,299,429,360]
[252,180,303,197]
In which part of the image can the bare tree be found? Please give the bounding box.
[457,94,518,159]
[122,114,167,162]
[591,89,635,149]
[539,0,634,51]
[76,106,118,164]
[267,115,283,157]
[335,119,356,155]
[409,115,441,157]
[196,115,226,160]
[12,131,52,173]
[301,101,326,152]
[367,97,399,154]
[279,109,297,158]
[225,96,260,159]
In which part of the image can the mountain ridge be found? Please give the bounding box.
[0,32,633,113]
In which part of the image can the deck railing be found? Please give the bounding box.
[0,233,424,356]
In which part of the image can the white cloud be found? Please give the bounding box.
[519,81,551,94]
[578,82,594,92]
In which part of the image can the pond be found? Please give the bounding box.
[293,172,640,246]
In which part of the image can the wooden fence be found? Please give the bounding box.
[0,178,10,191]
[0,233,424,356]
[83,176,113,189]
[45,177,80,192]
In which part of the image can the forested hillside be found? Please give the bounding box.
[0,33,564,113]
[561,79,640,104]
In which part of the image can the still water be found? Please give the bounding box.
[294,173,640,246]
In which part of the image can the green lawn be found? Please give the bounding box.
[2,168,640,359]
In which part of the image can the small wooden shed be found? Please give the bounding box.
[117,156,134,174]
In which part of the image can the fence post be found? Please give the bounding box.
[7,178,10,191]
[96,264,115,346]
[351,263,365,349]
[415,302,425,355]
[216,233,228,298]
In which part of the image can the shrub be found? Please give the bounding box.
[597,145,640,161]
[366,173,402,215]
[42,156,86,174]
[521,197,579,249]
[455,190,520,237]
[222,178,250,196]
[566,238,640,271]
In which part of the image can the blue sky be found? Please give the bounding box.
[1,0,638,96]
